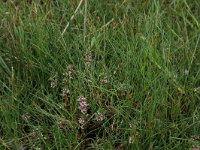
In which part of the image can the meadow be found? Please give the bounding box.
[0,0,200,149]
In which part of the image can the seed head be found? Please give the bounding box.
[95,112,105,121]
[100,77,109,84]
[62,88,70,97]
[129,136,134,144]
[50,79,57,89]
[85,51,92,67]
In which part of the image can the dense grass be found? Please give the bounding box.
[0,0,200,149]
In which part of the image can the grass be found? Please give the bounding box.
[0,0,200,149]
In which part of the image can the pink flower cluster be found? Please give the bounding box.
[78,118,85,125]
[78,96,88,114]
[78,118,85,129]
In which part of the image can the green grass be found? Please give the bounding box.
[0,0,200,149]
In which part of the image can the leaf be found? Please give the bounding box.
[0,56,11,76]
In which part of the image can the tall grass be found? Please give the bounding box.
[0,0,200,149]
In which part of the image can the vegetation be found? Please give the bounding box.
[0,0,200,149]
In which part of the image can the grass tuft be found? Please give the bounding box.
[0,0,200,149]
